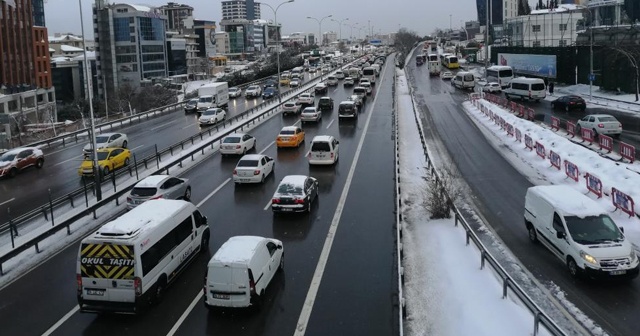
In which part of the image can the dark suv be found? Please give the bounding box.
[551,95,586,112]
[317,97,334,111]
[184,99,198,114]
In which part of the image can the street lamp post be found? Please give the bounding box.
[78,0,102,201]
[331,18,349,42]
[307,15,333,47]
[262,0,295,103]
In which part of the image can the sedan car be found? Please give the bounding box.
[576,114,622,137]
[0,147,45,178]
[184,98,199,113]
[126,175,191,209]
[335,70,345,79]
[326,76,339,86]
[220,133,256,156]
[482,82,502,93]
[279,77,291,86]
[360,82,373,95]
[441,71,454,80]
[83,132,128,154]
[262,87,279,100]
[300,107,322,123]
[296,93,315,105]
[551,95,586,112]
[276,126,305,148]
[308,66,318,73]
[233,154,275,184]
[199,108,226,126]
[314,82,328,94]
[271,175,318,213]
[78,147,131,177]
[228,87,242,98]
[343,77,355,87]
[317,97,334,111]
[290,79,301,87]
[282,102,302,116]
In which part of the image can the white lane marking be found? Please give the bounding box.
[52,156,82,167]
[166,292,204,336]
[293,64,386,336]
[181,123,195,130]
[196,178,231,207]
[259,140,275,154]
[0,198,15,206]
[263,200,272,211]
[151,119,180,131]
[130,145,145,152]
[41,306,80,336]
[326,118,335,129]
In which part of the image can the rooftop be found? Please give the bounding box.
[210,236,267,264]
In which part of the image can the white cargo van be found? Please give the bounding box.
[308,135,339,165]
[504,77,546,101]
[204,236,284,309]
[452,71,475,90]
[77,200,209,313]
[524,185,639,279]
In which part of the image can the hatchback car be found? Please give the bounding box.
[338,101,359,119]
[271,175,319,213]
[482,82,502,93]
[276,126,305,148]
[290,79,301,87]
[220,133,256,156]
[229,87,242,98]
[308,135,339,165]
[326,76,338,86]
[551,95,586,112]
[317,97,334,111]
[282,102,302,116]
[441,71,454,80]
[300,107,322,123]
[335,70,345,79]
[83,132,128,154]
[78,147,131,177]
[126,175,191,209]
[233,154,275,184]
[296,93,315,105]
[314,82,328,94]
[360,82,373,95]
[262,87,279,100]
[0,147,45,178]
[199,108,226,126]
[184,98,199,113]
[576,114,622,137]
[343,77,355,87]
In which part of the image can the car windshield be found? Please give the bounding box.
[223,136,241,143]
[280,130,295,135]
[565,214,624,244]
[284,103,295,108]
[598,116,617,122]
[303,108,316,113]
[236,159,259,167]
[229,88,238,92]
[130,187,157,197]
[0,153,16,162]
[248,86,258,90]
[96,135,109,143]
[203,109,217,116]
[265,88,276,93]
[277,182,303,195]
[188,99,198,105]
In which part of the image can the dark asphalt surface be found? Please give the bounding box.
[0,57,397,336]
[0,72,321,227]
[408,58,640,335]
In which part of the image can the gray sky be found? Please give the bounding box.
[45,0,489,38]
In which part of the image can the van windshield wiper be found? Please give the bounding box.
[594,238,621,243]
[574,239,599,245]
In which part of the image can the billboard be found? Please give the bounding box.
[204,24,217,57]
[267,25,281,44]
[498,53,557,78]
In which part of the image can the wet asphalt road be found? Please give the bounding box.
[408,58,640,335]
[0,72,320,227]
[0,57,398,336]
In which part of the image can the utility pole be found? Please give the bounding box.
[484,0,489,74]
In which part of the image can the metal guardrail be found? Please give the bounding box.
[0,61,355,274]
[401,64,568,336]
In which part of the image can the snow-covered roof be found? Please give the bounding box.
[280,126,299,132]
[51,56,71,63]
[94,199,190,238]
[530,4,585,15]
[130,4,152,12]
[134,175,169,188]
[529,185,605,218]
[48,48,55,52]
[312,135,334,143]
[49,34,82,42]
[72,51,96,61]
[61,45,84,52]
[280,175,308,186]
[209,236,266,264]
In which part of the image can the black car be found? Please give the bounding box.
[317,97,334,111]
[184,99,198,114]
[262,87,279,99]
[263,80,277,90]
[551,95,586,112]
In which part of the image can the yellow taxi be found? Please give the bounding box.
[78,147,132,177]
[276,126,305,148]
[279,77,291,86]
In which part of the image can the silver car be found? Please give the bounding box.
[126,175,191,210]
[300,107,322,123]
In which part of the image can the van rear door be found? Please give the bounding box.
[79,243,136,303]
[207,265,250,305]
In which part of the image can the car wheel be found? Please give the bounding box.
[103,166,110,176]
[593,129,599,138]
[279,253,284,271]
[8,168,18,178]
[154,277,167,304]
[124,158,130,166]
[184,187,192,201]
[261,174,265,184]
[567,257,580,278]
[35,158,44,169]
[200,229,210,253]
[122,140,128,148]
[526,222,538,243]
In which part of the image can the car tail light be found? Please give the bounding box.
[272,198,280,204]
[203,275,207,295]
[236,145,241,149]
[254,170,261,175]
[330,153,334,159]
[134,277,142,297]
[598,123,604,128]
[233,169,237,175]
[619,123,623,128]
[151,195,164,200]
[277,137,282,141]
[76,274,83,295]
[249,271,256,295]
[569,101,575,105]
[294,198,305,204]
[127,197,132,203]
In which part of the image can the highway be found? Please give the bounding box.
[0,71,320,229]
[408,56,640,335]
[0,55,398,336]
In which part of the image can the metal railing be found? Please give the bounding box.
[400,62,569,336]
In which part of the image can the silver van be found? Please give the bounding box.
[504,77,546,101]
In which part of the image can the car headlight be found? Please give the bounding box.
[580,250,599,265]
[630,250,637,261]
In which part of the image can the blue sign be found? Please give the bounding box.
[589,73,596,82]
[369,39,382,45]
[497,53,557,79]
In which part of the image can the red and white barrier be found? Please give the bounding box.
[564,160,580,182]
[550,116,560,131]
[585,173,603,198]
[535,142,546,159]
[620,142,636,163]
[599,135,613,153]
[515,128,522,142]
[566,121,576,138]
[549,150,561,170]
[612,188,635,217]
[524,134,533,150]
[580,128,595,145]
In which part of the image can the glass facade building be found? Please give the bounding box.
[32,0,45,26]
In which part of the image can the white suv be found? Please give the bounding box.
[245,85,262,98]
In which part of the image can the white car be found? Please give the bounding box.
[326,76,338,86]
[308,135,339,165]
[359,79,371,86]
[343,77,355,87]
[441,71,454,80]
[314,82,328,94]
[126,175,191,210]
[290,79,301,87]
[300,107,322,123]
[245,85,262,98]
[335,70,345,79]
[296,93,315,105]
[576,114,623,137]
[233,154,274,184]
[228,87,242,98]
[360,82,373,95]
[282,102,302,116]
[220,133,256,156]
[482,82,502,93]
[348,94,364,108]
[83,132,128,154]
[199,108,226,126]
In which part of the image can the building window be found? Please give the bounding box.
[558,39,567,47]
[116,45,137,53]
[114,17,131,41]
[142,45,164,53]
[116,8,128,13]
[130,36,136,42]
[116,55,137,63]
[559,23,567,31]
[532,40,541,47]
[532,25,541,33]
[139,17,165,41]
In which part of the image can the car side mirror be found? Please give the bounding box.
[277,245,283,250]
[620,227,625,233]
[336,140,340,144]
[556,231,565,239]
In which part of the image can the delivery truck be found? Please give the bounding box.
[196,82,229,113]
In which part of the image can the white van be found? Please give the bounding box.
[504,77,546,101]
[524,185,639,280]
[452,71,475,90]
[308,135,339,165]
[77,200,209,313]
[204,236,284,309]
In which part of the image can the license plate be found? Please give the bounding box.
[610,270,627,275]
[213,293,230,300]
[280,208,293,212]
[86,289,105,296]
[281,137,290,141]
[316,154,326,158]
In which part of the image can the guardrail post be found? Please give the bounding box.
[533,313,541,336]
[502,278,510,299]
[155,144,160,168]
[133,154,139,180]
[82,178,89,208]
[48,189,55,227]
[42,206,48,221]
[68,194,74,208]
[111,169,117,192]
[8,207,16,249]
[480,250,486,269]
[170,145,174,156]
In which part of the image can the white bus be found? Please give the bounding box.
[362,67,376,85]
[77,200,209,314]
[486,65,514,88]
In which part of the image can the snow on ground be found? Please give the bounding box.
[397,68,554,336]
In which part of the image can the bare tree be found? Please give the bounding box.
[193,57,214,79]
[113,83,137,115]
[610,46,640,101]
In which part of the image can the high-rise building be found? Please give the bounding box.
[221,0,261,21]
[93,1,168,99]
[32,0,45,26]
[158,2,193,32]
[183,17,217,58]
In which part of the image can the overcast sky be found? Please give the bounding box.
[44,0,504,38]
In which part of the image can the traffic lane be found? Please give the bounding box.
[413,69,640,336]
[304,64,397,336]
